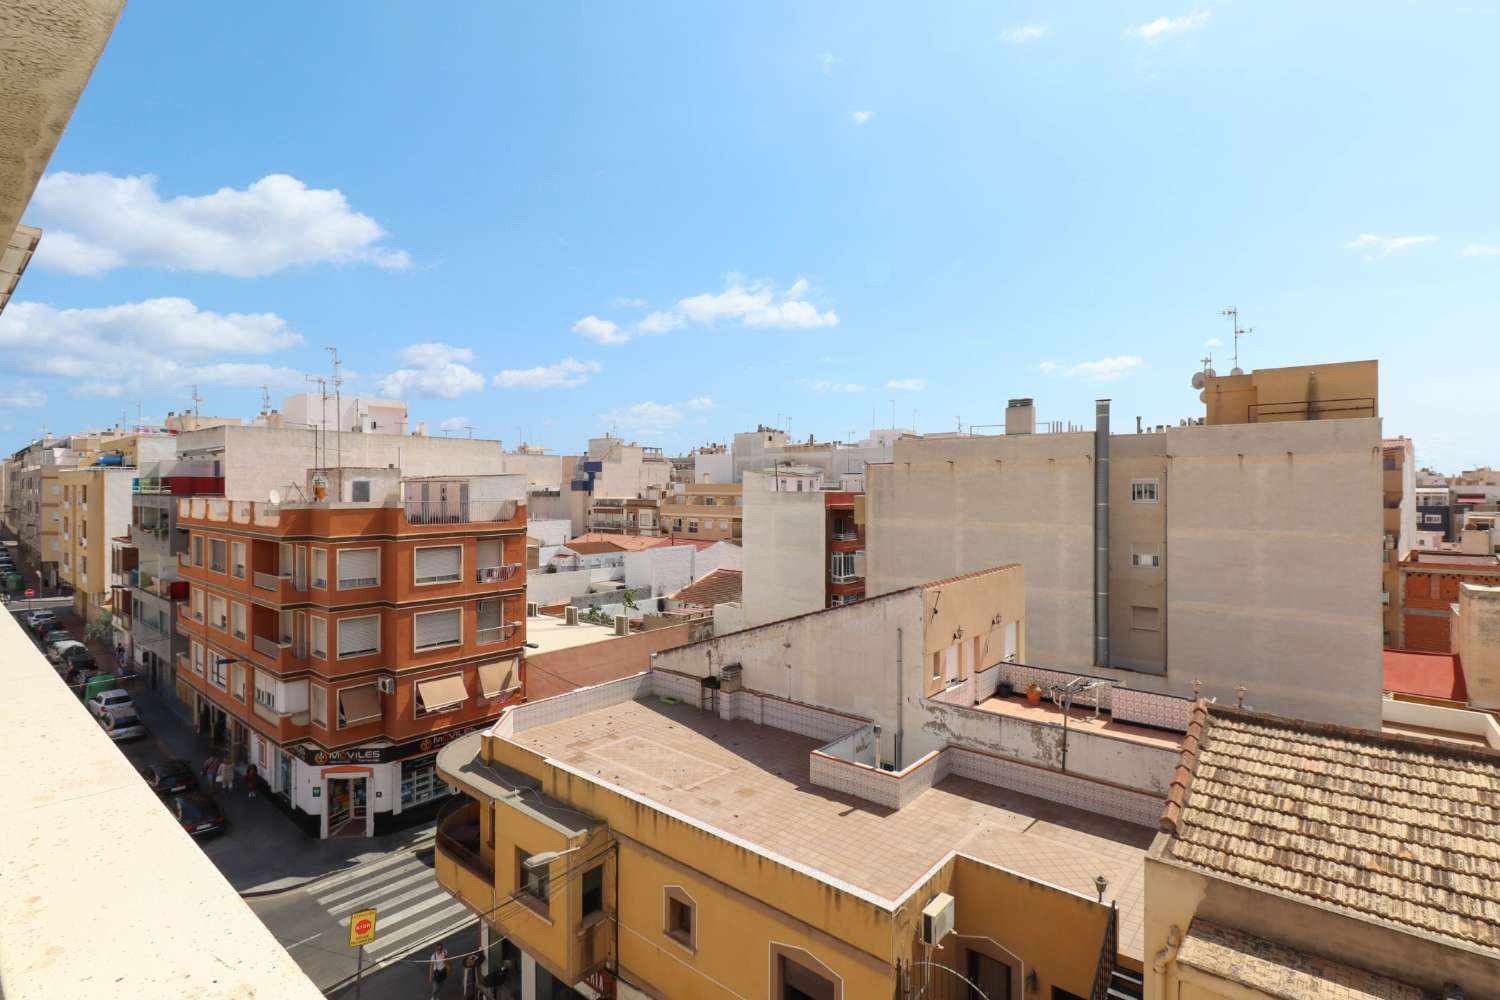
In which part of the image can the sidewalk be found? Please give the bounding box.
[52,607,437,895]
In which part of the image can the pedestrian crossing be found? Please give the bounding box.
[303,833,474,958]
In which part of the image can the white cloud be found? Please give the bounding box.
[611,297,648,308]
[376,342,485,399]
[851,110,874,125]
[0,297,306,396]
[674,276,838,329]
[1060,356,1143,381]
[493,357,602,390]
[637,310,684,334]
[1037,360,1059,373]
[800,379,865,393]
[1345,233,1439,258]
[1000,24,1047,44]
[601,397,714,439]
[29,172,410,277]
[1126,11,1209,41]
[572,315,629,345]
[2,383,47,408]
[438,416,470,433]
[887,378,926,391]
[1204,337,1223,348]
[1461,243,1500,257]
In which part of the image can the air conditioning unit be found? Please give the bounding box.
[525,601,539,617]
[613,614,628,636]
[920,893,955,946]
[565,606,579,626]
[377,677,396,694]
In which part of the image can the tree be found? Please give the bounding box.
[622,588,638,611]
[84,609,114,644]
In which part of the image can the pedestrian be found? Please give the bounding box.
[427,942,449,998]
[202,754,218,787]
[216,758,234,792]
[245,763,258,798]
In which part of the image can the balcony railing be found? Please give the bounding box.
[403,497,518,526]
[475,622,520,646]
[252,634,292,659]
[436,800,493,881]
[252,571,282,592]
[475,563,521,584]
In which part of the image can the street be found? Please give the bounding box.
[24,602,482,995]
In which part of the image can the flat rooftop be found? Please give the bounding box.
[511,697,1153,959]
[525,613,625,654]
[974,694,1184,749]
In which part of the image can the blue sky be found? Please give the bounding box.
[3,3,1496,469]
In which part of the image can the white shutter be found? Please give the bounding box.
[337,615,380,657]
[337,548,380,589]
[414,608,462,650]
[476,538,502,568]
[414,545,462,584]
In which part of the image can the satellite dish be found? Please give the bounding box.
[1204,367,1216,378]
[1191,372,1206,390]
[1198,390,1207,403]
[268,488,281,505]
[1230,366,1244,376]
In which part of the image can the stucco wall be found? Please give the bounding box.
[527,568,595,607]
[524,622,706,700]
[742,472,827,625]
[1455,583,1500,710]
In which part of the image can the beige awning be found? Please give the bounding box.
[477,659,517,699]
[337,685,382,725]
[416,674,468,713]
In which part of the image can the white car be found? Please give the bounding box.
[88,689,134,720]
[47,639,86,664]
[99,710,147,742]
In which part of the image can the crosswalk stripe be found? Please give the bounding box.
[365,901,471,957]
[306,842,432,893]
[338,883,446,926]
[318,867,437,909]
[315,862,426,906]
[369,891,456,929]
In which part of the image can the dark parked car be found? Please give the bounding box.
[140,760,198,796]
[167,792,228,838]
[39,628,72,647]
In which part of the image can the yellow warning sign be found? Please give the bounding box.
[348,908,378,947]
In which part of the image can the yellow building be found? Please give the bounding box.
[662,482,742,542]
[1146,702,1500,998]
[1200,358,1378,425]
[438,565,1172,999]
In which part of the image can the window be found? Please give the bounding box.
[414,674,467,717]
[191,641,204,676]
[580,864,605,918]
[337,615,381,658]
[208,651,227,689]
[350,479,371,502]
[254,671,277,710]
[336,684,382,727]
[672,518,682,531]
[414,607,462,651]
[208,594,227,631]
[191,587,204,622]
[665,889,695,949]
[311,616,327,658]
[1131,605,1160,632]
[231,602,246,640]
[336,548,380,590]
[774,951,837,1000]
[209,538,226,573]
[231,541,245,579]
[1130,547,1161,568]
[311,548,327,588]
[310,684,327,727]
[831,551,857,581]
[520,848,550,909]
[192,535,204,566]
[231,663,247,699]
[687,519,698,534]
[1130,479,1159,503]
[414,545,462,585]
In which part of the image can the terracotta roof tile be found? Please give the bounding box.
[669,569,742,607]
[1164,705,1500,955]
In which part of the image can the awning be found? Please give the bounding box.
[477,659,517,699]
[415,675,468,713]
[337,685,382,726]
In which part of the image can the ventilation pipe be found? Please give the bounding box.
[1095,399,1110,668]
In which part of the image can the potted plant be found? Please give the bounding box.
[996,679,1015,699]
[1026,682,1042,706]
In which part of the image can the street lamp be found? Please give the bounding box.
[522,845,584,871]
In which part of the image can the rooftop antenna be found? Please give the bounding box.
[135,401,143,432]
[190,384,202,420]
[325,346,342,475]
[1220,307,1251,375]
[463,423,475,439]
[258,385,271,415]
[305,374,328,470]
[889,399,895,429]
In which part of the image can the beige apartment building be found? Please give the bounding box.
[1381,437,1417,645]
[662,482,742,541]
[866,361,1385,727]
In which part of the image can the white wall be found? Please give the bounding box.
[693,449,734,484]
[742,471,827,626]
[527,568,595,607]
[624,545,696,600]
[527,519,572,548]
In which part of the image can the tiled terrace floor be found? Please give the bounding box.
[974,694,1185,749]
[513,697,1153,960]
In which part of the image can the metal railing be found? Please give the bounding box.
[1089,904,1119,1000]
[403,497,519,526]
[475,622,519,646]
[475,563,521,584]
[1247,396,1376,422]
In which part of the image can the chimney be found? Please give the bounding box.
[1005,398,1036,435]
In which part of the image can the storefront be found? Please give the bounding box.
[279,722,489,839]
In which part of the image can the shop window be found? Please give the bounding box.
[399,756,452,807]
[581,864,604,919]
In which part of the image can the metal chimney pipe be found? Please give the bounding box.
[1095,399,1111,668]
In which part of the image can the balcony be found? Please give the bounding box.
[403,497,518,527]
[434,800,494,904]
[252,634,289,659]
[134,475,225,496]
[476,622,520,646]
[252,570,286,592]
[475,563,522,585]
[252,700,312,742]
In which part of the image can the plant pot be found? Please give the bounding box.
[1026,683,1042,706]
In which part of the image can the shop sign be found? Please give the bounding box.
[288,721,490,766]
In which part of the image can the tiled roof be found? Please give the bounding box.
[1383,649,1467,701]
[1176,921,1423,1000]
[669,568,742,607]
[564,540,628,555]
[566,533,662,552]
[1161,704,1500,954]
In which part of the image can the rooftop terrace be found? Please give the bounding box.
[509,695,1154,959]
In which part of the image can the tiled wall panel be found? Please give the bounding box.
[1110,686,1194,732]
[948,746,1162,827]
[510,672,648,733]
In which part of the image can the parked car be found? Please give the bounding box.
[39,628,72,647]
[26,611,58,634]
[46,639,87,664]
[99,710,148,742]
[166,792,228,838]
[140,760,197,796]
[88,689,134,719]
[61,658,100,684]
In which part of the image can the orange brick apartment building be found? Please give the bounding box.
[175,471,527,837]
[1398,549,1500,653]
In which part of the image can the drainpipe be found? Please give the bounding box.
[894,627,904,769]
[1095,399,1111,668]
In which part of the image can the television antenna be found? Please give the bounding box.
[463,423,476,439]
[325,346,342,474]
[1220,307,1251,375]
[258,385,271,414]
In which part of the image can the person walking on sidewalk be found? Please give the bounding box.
[201,754,218,789]
[245,763,258,798]
[427,942,449,998]
[216,758,234,793]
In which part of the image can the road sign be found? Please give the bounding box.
[24,589,33,597]
[348,908,378,947]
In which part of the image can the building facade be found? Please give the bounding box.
[741,471,865,626]
[1381,437,1416,646]
[661,483,742,542]
[174,471,528,837]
